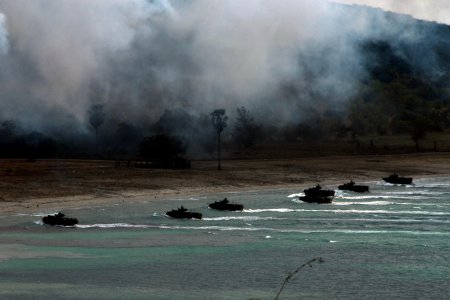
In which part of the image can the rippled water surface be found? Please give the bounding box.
[1,177,449,299]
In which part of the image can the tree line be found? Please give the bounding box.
[1,37,450,161]
[0,105,260,162]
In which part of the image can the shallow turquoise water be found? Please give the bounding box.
[1,178,449,299]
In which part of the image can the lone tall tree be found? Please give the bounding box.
[210,109,228,170]
[89,104,105,156]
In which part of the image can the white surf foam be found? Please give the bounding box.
[333,201,393,206]
[245,208,296,213]
[297,209,450,216]
[156,225,450,236]
[288,193,304,198]
[158,225,270,231]
[76,223,153,229]
[203,216,283,221]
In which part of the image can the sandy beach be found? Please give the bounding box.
[1,152,450,214]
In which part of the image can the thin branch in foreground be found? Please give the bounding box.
[274,257,325,300]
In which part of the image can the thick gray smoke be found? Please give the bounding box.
[0,0,364,131]
[0,12,8,55]
[103,0,358,123]
[0,0,160,132]
[0,0,445,145]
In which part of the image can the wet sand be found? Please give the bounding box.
[1,152,450,214]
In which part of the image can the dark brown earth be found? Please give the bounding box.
[1,152,450,213]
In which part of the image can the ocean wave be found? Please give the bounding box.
[415,182,450,188]
[376,181,414,187]
[339,194,418,199]
[333,201,393,206]
[288,193,304,198]
[290,198,304,204]
[30,212,59,217]
[158,225,271,231]
[333,201,450,207]
[245,207,450,216]
[384,190,445,196]
[202,216,284,221]
[38,220,450,235]
[245,208,296,213]
[297,209,450,216]
[321,229,450,236]
[291,193,430,201]
[393,202,450,207]
[15,213,30,217]
[156,225,450,236]
[336,194,374,200]
[76,223,154,229]
[344,195,428,200]
[300,217,450,224]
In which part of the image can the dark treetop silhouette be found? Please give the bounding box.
[88,104,105,156]
[210,109,228,170]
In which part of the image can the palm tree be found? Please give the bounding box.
[210,109,228,170]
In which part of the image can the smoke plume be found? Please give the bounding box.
[0,0,447,152]
[0,12,8,55]
[0,1,361,128]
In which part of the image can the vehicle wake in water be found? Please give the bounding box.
[1,177,449,299]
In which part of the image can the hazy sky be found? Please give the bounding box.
[337,0,450,24]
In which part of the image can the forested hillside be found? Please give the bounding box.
[0,3,449,158]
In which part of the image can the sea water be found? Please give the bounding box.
[1,177,449,299]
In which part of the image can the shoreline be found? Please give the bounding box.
[1,152,450,215]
